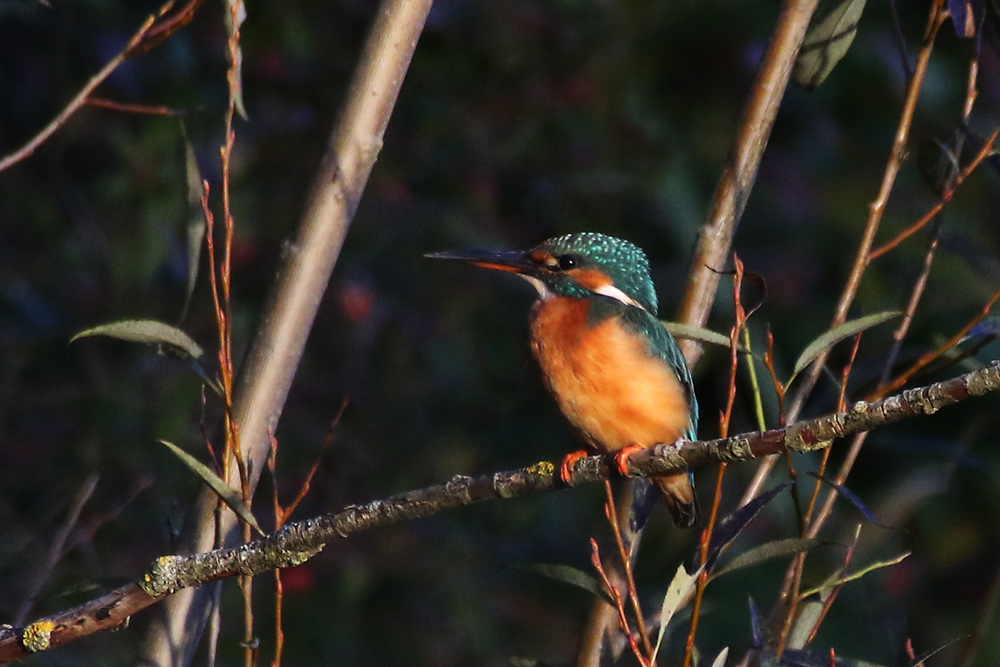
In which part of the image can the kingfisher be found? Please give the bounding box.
[427,232,699,528]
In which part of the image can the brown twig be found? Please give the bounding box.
[774,334,863,655]
[279,400,348,525]
[265,400,345,667]
[266,432,286,667]
[84,98,186,116]
[590,539,649,667]
[214,2,254,662]
[800,333,862,529]
[801,525,861,647]
[868,126,999,260]
[685,256,747,666]
[600,484,653,661]
[876,283,1000,399]
[575,478,640,666]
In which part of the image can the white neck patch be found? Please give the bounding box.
[519,274,647,311]
[592,283,648,312]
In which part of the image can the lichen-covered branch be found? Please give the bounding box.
[1,361,997,662]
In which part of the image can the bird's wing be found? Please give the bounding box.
[619,307,699,439]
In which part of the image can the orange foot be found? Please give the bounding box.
[558,449,590,486]
[613,444,646,477]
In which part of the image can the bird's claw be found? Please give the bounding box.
[558,449,590,485]
[613,444,645,477]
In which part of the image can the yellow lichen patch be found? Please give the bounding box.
[525,460,555,477]
[21,620,55,653]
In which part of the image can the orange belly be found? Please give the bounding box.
[529,297,689,453]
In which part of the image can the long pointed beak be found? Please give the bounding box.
[424,248,533,274]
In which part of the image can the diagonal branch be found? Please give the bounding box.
[3,361,998,663]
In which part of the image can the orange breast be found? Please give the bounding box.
[529,297,689,453]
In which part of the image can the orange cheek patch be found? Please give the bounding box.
[568,268,612,291]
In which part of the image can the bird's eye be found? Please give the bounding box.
[556,254,578,271]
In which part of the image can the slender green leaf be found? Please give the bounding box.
[801,551,910,597]
[663,321,749,353]
[159,440,263,535]
[652,564,701,662]
[790,311,900,381]
[72,319,221,395]
[71,319,204,360]
[516,564,612,605]
[179,121,206,322]
[787,597,825,649]
[793,0,868,90]
[711,537,823,581]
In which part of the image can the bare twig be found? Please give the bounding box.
[590,539,648,666]
[800,525,862,648]
[877,283,1000,399]
[600,483,652,659]
[869,126,999,260]
[84,98,186,116]
[686,256,747,666]
[13,474,100,626]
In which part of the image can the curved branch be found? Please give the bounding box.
[2,362,998,663]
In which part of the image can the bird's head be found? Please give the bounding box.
[427,232,658,315]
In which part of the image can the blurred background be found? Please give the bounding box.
[2,0,1000,664]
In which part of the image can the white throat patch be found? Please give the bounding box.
[519,274,554,300]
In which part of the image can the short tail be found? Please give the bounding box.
[630,469,698,530]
